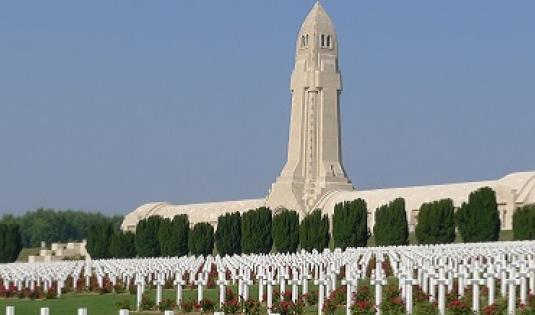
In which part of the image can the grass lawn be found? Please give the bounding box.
[0,284,341,315]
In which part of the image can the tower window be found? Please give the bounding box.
[301,34,309,48]
[320,34,332,49]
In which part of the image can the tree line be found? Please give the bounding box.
[87,186,532,259]
[0,208,123,247]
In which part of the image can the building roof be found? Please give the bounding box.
[315,172,535,217]
[121,198,265,231]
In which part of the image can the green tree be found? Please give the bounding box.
[170,214,189,257]
[86,222,114,259]
[0,209,122,247]
[135,216,162,257]
[299,209,330,252]
[0,224,23,263]
[456,187,500,242]
[188,223,214,256]
[158,218,174,257]
[272,209,300,253]
[215,212,241,256]
[241,207,273,254]
[373,198,409,246]
[109,231,136,258]
[513,204,535,241]
[415,199,456,244]
[332,199,368,250]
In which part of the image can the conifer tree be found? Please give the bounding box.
[241,207,273,254]
[158,218,174,257]
[109,231,136,258]
[215,212,241,256]
[171,214,189,257]
[456,187,500,242]
[512,204,535,241]
[373,198,409,246]
[0,224,23,263]
[135,216,162,257]
[333,199,368,249]
[188,222,214,256]
[415,199,456,244]
[87,222,114,259]
[299,209,330,252]
[272,209,299,253]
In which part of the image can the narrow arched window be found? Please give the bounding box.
[326,35,331,48]
[301,35,306,47]
[321,34,325,47]
[305,34,309,46]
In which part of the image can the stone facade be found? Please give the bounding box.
[265,3,354,215]
[121,3,535,232]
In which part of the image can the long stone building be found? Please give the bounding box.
[122,3,535,232]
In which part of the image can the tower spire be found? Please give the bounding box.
[266,3,353,215]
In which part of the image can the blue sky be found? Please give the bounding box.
[1,1,534,215]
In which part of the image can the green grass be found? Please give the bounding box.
[16,248,40,262]
[0,284,339,315]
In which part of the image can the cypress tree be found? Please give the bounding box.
[109,231,136,258]
[373,198,409,246]
[241,207,273,254]
[332,199,368,249]
[158,218,174,257]
[0,224,5,262]
[456,187,500,242]
[171,214,189,257]
[188,222,214,256]
[86,222,113,259]
[513,204,535,241]
[415,199,456,244]
[0,224,22,263]
[135,216,162,257]
[272,209,299,253]
[299,209,330,252]
[215,212,241,256]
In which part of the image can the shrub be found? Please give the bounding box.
[140,294,155,311]
[413,301,438,315]
[243,298,262,315]
[373,198,409,246]
[333,199,368,249]
[158,298,175,311]
[299,209,330,252]
[447,299,471,315]
[115,299,131,310]
[415,199,456,244]
[199,298,215,312]
[456,187,500,242]
[222,298,240,314]
[351,300,375,314]
[272,209,300,253]
[304,290,318,305]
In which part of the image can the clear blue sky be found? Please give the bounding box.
[1,1,534,216]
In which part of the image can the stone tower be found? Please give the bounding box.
[266,2,354,214]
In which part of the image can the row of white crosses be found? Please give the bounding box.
[2,241,535,314]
